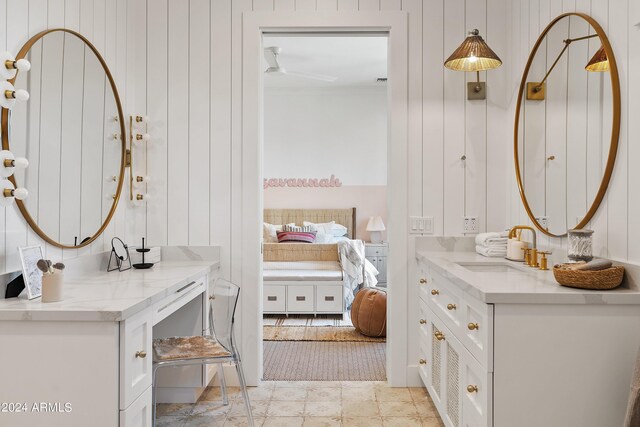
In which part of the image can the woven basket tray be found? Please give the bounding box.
[553,265,625,290]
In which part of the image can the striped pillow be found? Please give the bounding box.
[282,224,313,232]
[276,231,317,244]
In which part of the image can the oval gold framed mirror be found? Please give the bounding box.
[514,13,620,237]
[1,29,126,249]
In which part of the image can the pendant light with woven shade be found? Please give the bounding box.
[444,29,502,100]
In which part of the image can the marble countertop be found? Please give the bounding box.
[0,260,219,322]
[416,251,640,304]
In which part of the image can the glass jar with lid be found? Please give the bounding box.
[567,229,594,262]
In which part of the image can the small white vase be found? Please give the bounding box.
[42,273,64,303]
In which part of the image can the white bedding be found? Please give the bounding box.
[263,261,343,281]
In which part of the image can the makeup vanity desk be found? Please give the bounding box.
[0,259,220,427]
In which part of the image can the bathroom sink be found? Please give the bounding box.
[455,262,529,273]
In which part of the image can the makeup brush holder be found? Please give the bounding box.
[41,274,64,303]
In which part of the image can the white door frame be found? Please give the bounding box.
[241,11,408,386]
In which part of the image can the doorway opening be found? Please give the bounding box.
[260,34,389,382]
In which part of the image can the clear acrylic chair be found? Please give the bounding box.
[151,278,254,427]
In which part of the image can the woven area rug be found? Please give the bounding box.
[264,325,385,342]
[263,341,386,381]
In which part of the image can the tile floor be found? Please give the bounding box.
[156,381,444,427]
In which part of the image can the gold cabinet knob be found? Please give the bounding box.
[419,319,426,325]
[419,359,427,365]
[419,278,427,284]
[467,385,478,393]
[135,350,147,359]
[447,304,457,311]
[467,323,479,330]
[434,331,445,341]
[431,289,440,296]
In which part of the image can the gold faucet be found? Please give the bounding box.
[509,226,537,267]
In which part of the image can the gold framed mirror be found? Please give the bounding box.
[1,29,126,249]
[514,13,620,238]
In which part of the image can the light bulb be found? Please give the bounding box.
[136,133,151,142]
[468,55,478,63]
[14,89,29,101]
[13,187,28,200]
[13,157,28,169]
[15,59,30,72]
[135,115,149,123]
[136,175,151,183]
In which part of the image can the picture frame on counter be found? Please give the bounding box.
[18,245,44,300]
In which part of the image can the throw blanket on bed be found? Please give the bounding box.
[338,240,379,306]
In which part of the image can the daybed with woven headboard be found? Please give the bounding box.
[262,208,355,316]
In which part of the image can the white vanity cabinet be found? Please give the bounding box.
[416,251,640,427]
[0,261,219,427]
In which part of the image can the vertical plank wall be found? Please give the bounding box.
[507,0,639,263]
[0,0,142,274]
[136,0,513,384]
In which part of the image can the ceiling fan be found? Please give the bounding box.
[264,46,338,83]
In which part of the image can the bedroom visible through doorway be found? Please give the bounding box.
[261,34,389,382]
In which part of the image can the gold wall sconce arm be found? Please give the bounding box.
[527,33,600,100]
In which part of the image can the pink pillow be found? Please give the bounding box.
[276,231,317,244]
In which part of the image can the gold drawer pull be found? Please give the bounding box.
[419,278,427,284]
[135,351,147,359]
[431,289,439,296]
[434,332,445,341]
[467,385,478,393]
[419,319,426,324]
[419,359,427,365]
[447,304,457,311]
[468,322,479,330]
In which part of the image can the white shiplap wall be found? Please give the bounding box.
[138,0,513,276]
[0,0,143,274]
[507,0,640,264]
[135,0,512,384]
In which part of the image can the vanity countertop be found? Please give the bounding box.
[0,260,219,322]
[417,251,640,305]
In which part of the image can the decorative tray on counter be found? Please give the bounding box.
[553,264,625,290]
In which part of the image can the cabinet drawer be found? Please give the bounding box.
[429,271,462,332]
[461,298,493,370]
[120,386,152,427]
[287,285,314,312]
[365,245,388,257]
[316,285,343,312]
[152,277,206,324]
[461,345,492,427]
[263,285,286,312]
[120,307,153,410]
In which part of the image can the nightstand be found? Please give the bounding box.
[365,242,388,286]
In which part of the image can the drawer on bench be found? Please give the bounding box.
[287,285,314,312]
[264,285,286,312]
[316,285,343,312]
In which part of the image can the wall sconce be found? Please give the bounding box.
[128,114,150,203]
[0,178,28,207]
[134,115,149,124]
[134,193,151,205]
[527,34,605,100]
[135,175,151,184]
[0,51,31,80]
[0,81,29,109]
[444,29,502,100]
[0,150,28,178]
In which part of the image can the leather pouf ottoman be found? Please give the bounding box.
[351,288,387,337]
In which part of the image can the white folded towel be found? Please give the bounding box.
[475,245,507,257]
[475,232,508,246]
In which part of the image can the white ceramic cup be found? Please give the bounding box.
[42,273,64,303]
